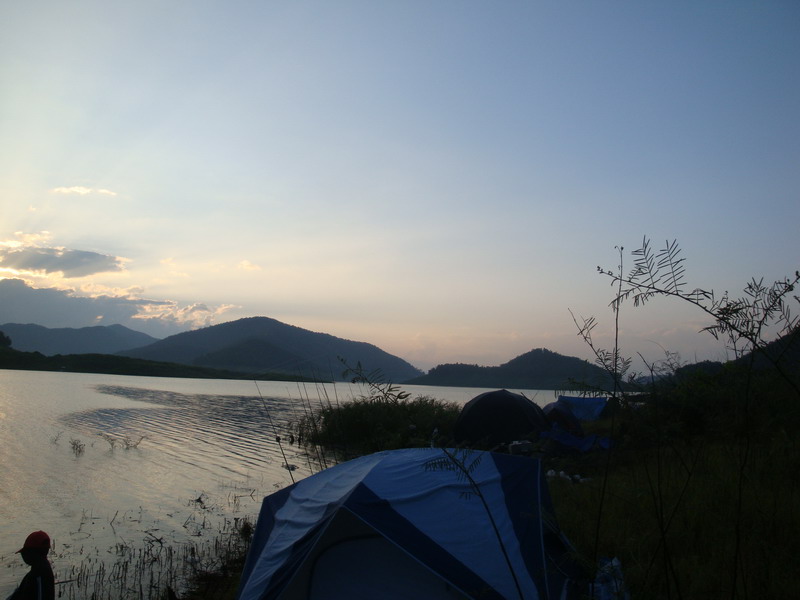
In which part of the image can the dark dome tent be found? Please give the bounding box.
[454,389,549,447]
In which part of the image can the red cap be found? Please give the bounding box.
[16,531,51,553]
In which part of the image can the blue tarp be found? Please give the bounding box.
[543,401,584,436]
[237,448,590,600]
[557,395,608,421]
[540,428,612,454]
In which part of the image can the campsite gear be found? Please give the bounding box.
[237,447,589,600]
[453,389,549,447]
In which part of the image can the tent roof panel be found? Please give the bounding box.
[237,448,588,600]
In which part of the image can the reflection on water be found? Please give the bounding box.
[0,371,317,599]
[64,384,303,480]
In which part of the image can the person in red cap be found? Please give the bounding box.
[7,531,54,600]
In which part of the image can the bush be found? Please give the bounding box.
[294,394,460,460]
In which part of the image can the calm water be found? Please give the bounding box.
[0,369,554,598]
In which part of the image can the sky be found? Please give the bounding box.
[1,1,798,372]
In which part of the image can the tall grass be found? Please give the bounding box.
[290,360,461,461]
[53,515,253,600]
[294,394,460,460]
[549,429,800,599]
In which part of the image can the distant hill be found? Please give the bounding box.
[670,328,800,384]
[117,316,423,382]
[743,326,800,377]
[406,348,612,390]
[0,323,159,356]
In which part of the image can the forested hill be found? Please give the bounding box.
[406,348,611,389]
[118,316,423,382]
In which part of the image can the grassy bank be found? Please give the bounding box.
[545,363,800,599]
[549,432,799,598]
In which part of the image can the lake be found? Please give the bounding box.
[0,369,556,598]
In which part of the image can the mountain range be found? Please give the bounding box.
[1,318,617,388]
[0,322,158,355]
[1,317,422,382]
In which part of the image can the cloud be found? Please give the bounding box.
[77,282,146,298]
[158,257,189,278]
[0,278,232,338]
[1,231,51,249]
[0,246,125,278]
[129,299,237,333]
[51,186,117,196]
[0,233,234,338]
[0,278,155,329]
[237,260,262,271]
[51,186,92,195]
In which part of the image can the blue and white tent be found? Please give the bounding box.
[237,448,589,600]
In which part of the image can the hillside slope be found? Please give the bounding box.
[118,316,423,382]
[1,323,159,356]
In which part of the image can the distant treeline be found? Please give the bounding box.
[0,346,319,382]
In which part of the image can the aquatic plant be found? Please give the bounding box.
[52,506,255,600]
[69,437,85,456]
[122,434,145,449]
